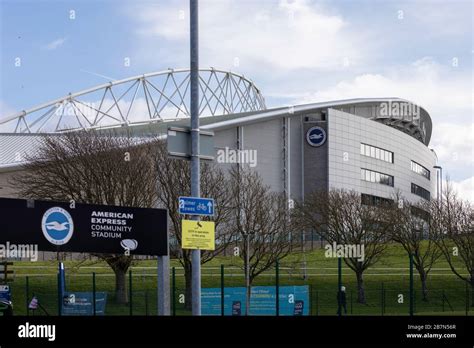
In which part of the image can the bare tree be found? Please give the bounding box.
[154,141,235,310]
[294,189,392,304]
[390,194,442,301]
[227,166,295,312]
[430,181,473,305]
[13,131,158,303]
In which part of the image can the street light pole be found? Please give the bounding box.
[190,0,201,316]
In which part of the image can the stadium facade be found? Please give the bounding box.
[0,68,440,216]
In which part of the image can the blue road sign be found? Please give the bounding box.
[179,196,214,216]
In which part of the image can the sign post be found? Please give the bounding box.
[179,197,214,216]
[182,220,215,250]
[190,0,201,316]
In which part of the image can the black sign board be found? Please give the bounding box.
[0,198,168,256]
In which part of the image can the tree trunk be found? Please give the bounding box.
[184,262,192,311]
[419,270,428,302]
[356,272,366,304]
[104,255,132,305]
[114,268,128,304]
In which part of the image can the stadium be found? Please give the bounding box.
[0,68,440,209]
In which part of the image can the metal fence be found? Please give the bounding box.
[5,258,473,316]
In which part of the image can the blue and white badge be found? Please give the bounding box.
[306,126,327,147]
[41,207,74,245]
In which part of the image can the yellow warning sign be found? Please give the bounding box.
[181,220,215,250]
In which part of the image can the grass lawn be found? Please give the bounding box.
[5,243,472,316]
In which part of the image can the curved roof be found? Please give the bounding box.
[0,68,266,133]
[0,97,433,172]
[200,97,433,145]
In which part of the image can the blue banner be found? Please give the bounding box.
[201,287,247,315]
[202,285,309,316]
[61,292,107,316]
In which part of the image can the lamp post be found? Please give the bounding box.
[190,0,201,316]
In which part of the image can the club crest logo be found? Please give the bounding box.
[306,126,327,147]
[41,207,74,245]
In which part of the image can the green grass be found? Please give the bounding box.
[4,242,473,316]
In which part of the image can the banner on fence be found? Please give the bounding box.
[61,292,107,316]
[201,285,309,316]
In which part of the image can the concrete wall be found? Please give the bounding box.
[327,108,437,203]
[0,169,21,198]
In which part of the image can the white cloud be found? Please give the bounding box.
[431,122,474,171]
[449,177,474,203]
[291,57,473,198]
[298,57,471,115]
[43,37,67,50]
[131,0,368,70]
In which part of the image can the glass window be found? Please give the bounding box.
[360,143,393,163]
[366,170,371,181]
[411,161,430,180]
[375,172,380,183]
[411,183,430,200]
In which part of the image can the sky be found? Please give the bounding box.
[0,0,472,200]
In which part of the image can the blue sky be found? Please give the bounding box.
[0,0,472,199]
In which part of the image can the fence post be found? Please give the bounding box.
[466,282,469,316]
[220,264,225,316]
[275,259,280,316]
[414,289,416,314]
[381,283,384,316]
[442,290,445,312]
[25,276,29,316]
[145,290,149,316]
[409,254,414,316]
[172,267,176,316]
[57,273,62,316]
[92,272,96,316]
[350,290,353,315]
[129,270,133,316]
[338,257,342,317]
[316,290,319,316]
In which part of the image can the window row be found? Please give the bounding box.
[411,183,430,201]
[360,168,394,187]
[360,143,394,163]
[361,194,393,206]
[411,161,430,180]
